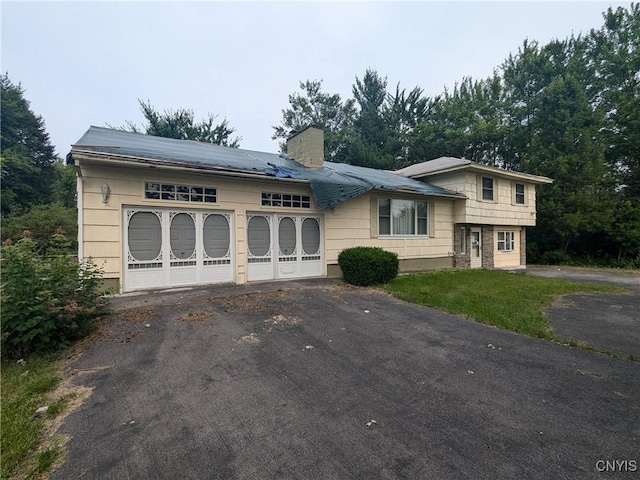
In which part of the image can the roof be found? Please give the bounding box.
[395,156,553,184]
[68,126,465,210]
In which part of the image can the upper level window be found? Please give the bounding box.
[145,182,216,203]
[481,177,494,201]
[514,183,526,205]
[497,231,515,251]
[262,192,311,208]
[379,198,428,236]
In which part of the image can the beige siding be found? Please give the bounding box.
[78,160,457,287]
[78,161,315,283]
[324,193,455,263]
[493,227,522,268]
[425,171,538,226]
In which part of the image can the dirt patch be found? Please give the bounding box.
[264,314,301,327]
[114,306,158,323]
[178,309,214,322]
[218,290,289,313]
[237,333,261,345]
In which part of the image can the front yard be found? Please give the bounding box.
[383,269,623,338]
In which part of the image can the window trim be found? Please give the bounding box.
[513,182,526,206]
[378,198,429,237]
[480,176,495,202]
[261,192,311,208]
[144,181,217,204]
[497,231,516,252]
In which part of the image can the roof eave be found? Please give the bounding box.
[409,164,553,184]
[70,149,308,183]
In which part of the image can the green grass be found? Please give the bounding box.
[1,356,65,480]
[383,269,624,339]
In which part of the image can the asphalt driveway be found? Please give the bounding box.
[54,279,639,480]
[526,266,640,358]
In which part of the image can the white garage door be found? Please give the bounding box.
[124,208,233,291]
[247,213,323,281]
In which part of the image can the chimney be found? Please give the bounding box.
[286,126,324,169]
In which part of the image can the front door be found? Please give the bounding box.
[470,228,482,268]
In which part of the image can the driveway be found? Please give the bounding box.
[526,266,640,358]
[54,279,639,480]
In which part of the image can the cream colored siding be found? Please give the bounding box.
[78,161,316,285]
[493,228,521,268]
[79,158,457,289]
[425,171,538,226]
[324,193,455,263]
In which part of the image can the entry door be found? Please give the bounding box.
[470,228,482,268]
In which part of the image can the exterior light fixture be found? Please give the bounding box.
[101,183,111,204]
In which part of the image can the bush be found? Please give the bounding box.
[1,203,77,253]
[1,235,105,358]
[338,246,399,286]
[538,250,572,266]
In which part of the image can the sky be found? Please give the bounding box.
[1,1,629,158]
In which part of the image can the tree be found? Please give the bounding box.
[117,99,241,147]
[272,80,356,161]
[0,74,57,215]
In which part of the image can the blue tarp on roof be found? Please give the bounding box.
[70,126,464,210]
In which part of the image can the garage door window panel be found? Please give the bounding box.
[248,215,271,262]
[127,211,163,268]
[203,214,231,265]
[170,212,196,266]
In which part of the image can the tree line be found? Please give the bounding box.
[1,4,638,265]
[272,4,640,264]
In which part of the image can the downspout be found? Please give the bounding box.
[67,152,84,261]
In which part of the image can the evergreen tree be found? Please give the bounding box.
[272,80,356,161]
[0,74,57,215]
[118,99,241,147]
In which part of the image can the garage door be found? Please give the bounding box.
[247,213,323,281]
[124,208,233,291]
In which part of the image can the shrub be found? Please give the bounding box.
[1,203,77,253]
[1,235,105,358]
[338,246,399,286]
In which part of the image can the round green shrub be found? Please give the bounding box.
[337,246,399,286]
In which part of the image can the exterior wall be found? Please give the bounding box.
[423,171,538,226]
[78,160,317,287]
[453,224,471,268]
[493,226,524,269]
[324,192,455,265]
[78,160,457,289]
[327,256,454,278]
[482,225,495,268]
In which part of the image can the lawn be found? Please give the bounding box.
[1,356,68,480]
[383,269,623,339]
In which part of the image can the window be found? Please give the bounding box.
[497,231,515,251]
[514,183,526,205]
[481,177,494,201]
[262,192,311,208]
[378,198,428,236]
[460,227,466,253]
[145,182,216,203]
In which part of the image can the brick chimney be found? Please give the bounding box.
[286,126,324,169]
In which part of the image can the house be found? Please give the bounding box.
[67,126,551,293]
[396,157,553,270]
